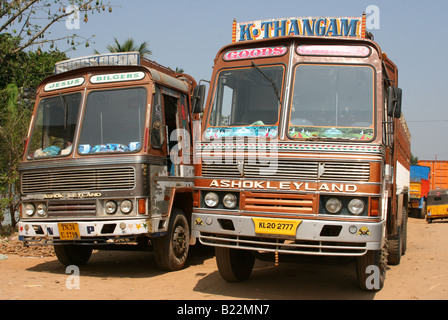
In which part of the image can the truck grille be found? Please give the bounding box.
[201,158,370,182]
[242,192,316,214]
[47,200,97,217]
[21,167,135,194]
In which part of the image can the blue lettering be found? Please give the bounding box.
[289,19,300,35]
[87,226,95,234]
[326,19,340,36]
[47,227,53,236]
[239,23,253,41]
[315,18,326,36]
[274,20,287,37]
[302,19,315,36]
[340,19,359,37]
[261,21,273,38]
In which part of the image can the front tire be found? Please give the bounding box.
[153,209,190,271]
[356,242,388,292]
[54,245,92,266]
[215,247,255,282]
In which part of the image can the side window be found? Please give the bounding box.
[383,86,394,148]
[150,86,165,149]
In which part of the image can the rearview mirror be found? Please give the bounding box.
[192,84,206,114]
[387,86,402,118]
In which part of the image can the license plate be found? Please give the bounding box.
[58,223,81,240]
[252,218,301,236]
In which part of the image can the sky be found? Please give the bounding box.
[28,0,448,160]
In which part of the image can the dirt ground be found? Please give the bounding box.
[1,217,447,300]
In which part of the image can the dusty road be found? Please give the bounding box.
[1,217,447,300]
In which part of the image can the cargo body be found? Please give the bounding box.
[409,165,430,218]
[192,15,410,291]
[418,160,448,191]
[18,53,201,271]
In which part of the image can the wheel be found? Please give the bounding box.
[153,209,190,271]
[215,247,255,282]
[356,241,388,292]
[401,207,408,255]
[389,206,408,265]
[54,245,92,266]
[388,226,402,265]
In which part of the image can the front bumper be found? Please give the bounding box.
[18,218,165,246]
[192,212,385,256]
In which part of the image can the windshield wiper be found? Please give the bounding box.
[251,62,281,103]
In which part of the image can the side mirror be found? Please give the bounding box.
[192,84,206,114]
[387,86,402,118]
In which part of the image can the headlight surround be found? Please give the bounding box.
[36,203,47,217]
[348,198,365,215]
[223,193,238,209]
[325,197,343,214]
[25,203,35,217]
[105,200,118,214]
[120,200,133,214]
[204,192,219,208]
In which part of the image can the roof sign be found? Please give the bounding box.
[55,52,141,74]
[90,71,145,84]
[44,77,85,92]
[224,46,288,61]
[232,15,366,42]
[297,45,371,57]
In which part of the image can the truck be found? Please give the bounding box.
[18,52,201,271]
[409,165,430,218]
[417,160,448,191]
[192,15,410,291]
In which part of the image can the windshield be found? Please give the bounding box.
[205,65,284,139]
[78,87,147,154]
[27,93,81,159]
[288,64,374,140]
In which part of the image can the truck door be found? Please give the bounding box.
[150,85,191,176]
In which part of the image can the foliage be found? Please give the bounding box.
[95,37,152,57]
[0,0,113,226]
[0,0,113,57]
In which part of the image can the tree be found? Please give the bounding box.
[0,0,113,57]
[0,0,112,227]
[95,37,152,57]
[0,43,66,227]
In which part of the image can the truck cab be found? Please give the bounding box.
[18,53,199,271]
[192,15,410,291]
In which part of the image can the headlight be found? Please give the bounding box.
[105,200,118,214]
[36,203,47,217]
[120,200,133,214]
[348,198,365,215]
[325,198,342,214]
[223,193,237,209]
[204,192,219,208]
[25,204,35,217]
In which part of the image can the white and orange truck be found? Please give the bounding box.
[192,15,410,291]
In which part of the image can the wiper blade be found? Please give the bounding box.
[251,62,281,103]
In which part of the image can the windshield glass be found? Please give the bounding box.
[78,87,147,154]
[288,64,374,140]
[205,65,284,139]
[27,93,81,159]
